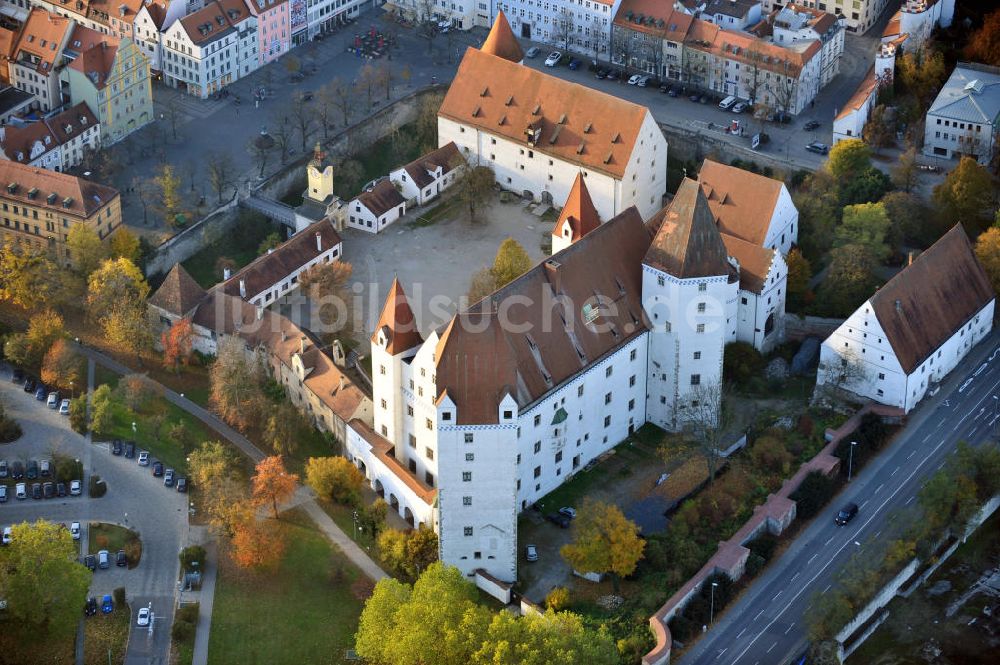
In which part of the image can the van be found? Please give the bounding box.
[718,95,737,110]
[98,550,110,569]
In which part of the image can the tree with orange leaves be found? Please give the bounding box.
[966,8,1000,67]
[231,516,286,569]
[252,456,299,518]
[161,318,194,373]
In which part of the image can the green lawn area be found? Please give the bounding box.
[207,509,366,665]
[83,606,130,665]
[87,522,142,568]
[333,123,428,200]
[180,212,278,289]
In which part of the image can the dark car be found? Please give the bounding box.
[606,69,620,81]
[26,460,38,480]
[806,141,830,155]
[568,58,581,70]
[23,377,36,393]
[804,120,821,131]
[85,597,98,616]
[668,86,680,97]
[31,483,42,499]
[124,442,136,459]
[116,550,127,567]
[42,482,54,499]
[164,468,175,487]
[594,68,606,79]
[11,368,24,384]
[56,482,67,497]
[152,462,164,477]
[10,460,24,479]
[35,386,47,400]
[688,93,700,102]
[835,502,859,526]
[112,440,123,456]
[84,555,97,571]
[546,512,571,528]
[176,477,188,493]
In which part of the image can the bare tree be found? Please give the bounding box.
[206,150,236,204]
[269,108,294,163]
[553,8,575,53]
[817,349,869,400]
[744,43,766,105]
[356,64,379,111]
[161,95,184,142]
[315,83,337,139]
[675,381,730,486]
[132,177,152,225]
[330,77,352,127]
[248,134,272,179]
[770,61,799,116]
[377,60,393,100]
[289,96,317,153]
[591,19,605,63]
[415,0,437,54]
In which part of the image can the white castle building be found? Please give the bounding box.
[349,171,791,592]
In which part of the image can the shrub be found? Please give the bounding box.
[179,546,206,573]
[89,475,107,498]
[748,533,779,562]
[724,342,765,388]
[858,413,889,450]
[669,614,696,642]
[745,553,766,577]
[0,404,22,442]
[113,587,126,607]
[545,586,570,611]
[684,594,711,625]
[172,619,195,642]
[749,436,794,475]
[175,603,199,625]
[791,471,839,520]
[124,537,142,566]
[796,414,815,438]
[95,534,109,549]
[699,573,734,607]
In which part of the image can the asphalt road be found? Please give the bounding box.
[0,368,186,665]
[678,332,1000,665]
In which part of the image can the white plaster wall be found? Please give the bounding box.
[765,187,798,255]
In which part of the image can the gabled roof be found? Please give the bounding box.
[178,0,248,45]
[644,178,733,279]
[149,263,207,317]
[613,1,694,41]
[435,206,651,425]
[720,233,774,294]
[13,9,73,75]
[871,225,994,374]
[355,179,405,217]
[835,65,878,121]
[371,277,423,355]
[480,11,523,63]
[399,142,464,189]
[0,102,98,164]
[87,0,145,28]
[349,420,437,504]
[221,219,341,300]
[67,39,120,90]
[697,159,784,247]
[438,47,650,179]
[0,161,118,217]
[139,0,169,30]
[928,62,1000,125]
[45,102,99,145]
[705,0,757,19]
[552,172,600,243]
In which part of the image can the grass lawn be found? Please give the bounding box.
[181,212,277,289]
[83,606,130,665]
[207,509,367,665]
[88,522,142,568]
[333,123,428,200]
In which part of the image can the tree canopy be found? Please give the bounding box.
[933,156,995,234]
[305,456,366,505]
[559,498,645,587]
[827,139,872,181]
[835,202,892,260]
[815,244,879,318]
[974,227,1000,295]
[491,237,533,288]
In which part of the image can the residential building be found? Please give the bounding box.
[816,225,994,413]
[61,37,153,143]
[923,62,1000,166]
[0,159,121,264]
[438,15,668,221]
[612,1,826,114]
[0,101,100,171]
[219,219,342,306]
[833,64,877,144]
[246,0,290,65]
[32,0,145,42]
[882,0,955,50]
[161,0,259,98]
[0,0,29,24]
[765,3,843,88]
[760,0,898,34]
[347,179,406,234]
[8,8,74,111]
[0,86,35,123]
[488,0,620,58]
[389,142,464,207]
[303,0,361,42]
[677,0,762,30]
[0,27,17,85]
[133,0,184,73]
[354,175,789,592]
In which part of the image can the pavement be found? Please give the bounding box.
[677,331,1000,665]
[0,361,186,665]
[189,536,218,665]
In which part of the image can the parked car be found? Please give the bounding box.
[559,506,577,519]
[732,101,748,114]
[637,75,652,87]
[164,469,175,487]
[26,460,38,480]
[15,483,26,500]
[2,527,11,545]
[544,51,562,67]
[689,93,701,102]
[23,378,36,393]
[0,459,7,478]
[804,120,820,131]
[525,46,540,59]
[0,486,6,503]
[606,69,620,81]
[69,479,82,496]
[47,392,60,408]
[59,399,71,415]
[525,544,538,562]
[546,512,571,528]
[116,550,127,567]
[85,597,98,617]
[594,68,607,79]
[84,555,97,571]
[627,74,642,85]
[137,451,150,467]
[98,550,110,569]
[10,461,24,479]
[124,442,136,459]
[11,368,24,384]
[176,478,188,493]
[718,95,738,110]
[35,386,47,401]
[568,58,581,70]
[112,440,123,456]
[31,483,41,499]
[101,594,113,614]
[39,459,51,477]
[56,482,66,497]
[136,607,150,626]
[805,141,829,155]
[152,462,164,477]
[42,482,54,499]
[917,163,940,172]
[835,502,859,526]
[70,522,81,540]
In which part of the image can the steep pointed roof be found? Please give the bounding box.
[371,277,423,355]
[552,173,601,244]
[480,11,523,64]
[149,264,207,317]
[644,178,732,279]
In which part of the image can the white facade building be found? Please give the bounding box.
[923,62,1000,167]
[438,19,668,221]
[133,0,187,72]
[0,102,100,172]
[489,0,619,57]
[760,0,898,34]
[817,225,994,413]
[347,179,406,234]
[389,142,464,206]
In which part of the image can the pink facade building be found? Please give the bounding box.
[247,0,290,65]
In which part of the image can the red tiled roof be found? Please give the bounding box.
[349,420,437,505]
[835,64,877,121]
[697,159,784,247]
[0,161,118,217]
[149,263,207,317]
[356,179,405,217]
[67,39,119,90]
[480,11,523,63]
[552,172,600,243]
[721,233,774,294]
[371,277,423,355]
[645,178,733,279]
[13,9,72,75]
[401,142,463,190]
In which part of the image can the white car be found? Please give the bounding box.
[15,483,26,500]
[628,74,643,85]
[2,527,11,545]
[58,398,71,415]
[525,544,538,562]
[69,480,82,496]
[544,51,562,67]
[637,75,652,87]
[137,451,150,466]
[70,522,81,540]
[525,46,540,59]
[136,607,150,627]
[558,506,577,519]
[732,101,748,113]
[47,392,59,408]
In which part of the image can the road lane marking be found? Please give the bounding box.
[825,535,835,546]
[891,466,899,476]
[766,642,776,654]
[909,450,917,458]
[772,592,782,601]
[822,584,831,594]
[874,530,882,539]
[715,648,727,660]
[860,500,869,509]
[875,483,884,493]
[905,496,914,505]
[754,609,765,621]
[736,628,746,639]
[808,554,817,564]
[785,623,795,634]
[791,573,800,582]
[938,461,945,470]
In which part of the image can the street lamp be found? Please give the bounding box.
[847,441,858,481]
[352,510,359,541]
[710,581,719,626]
[70,380,74,398]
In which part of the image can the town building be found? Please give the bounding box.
[882,0,955,50]
[161,0,259,98]
[0,159,121,264]
[762,3,843,89]
[0,86,35,124]
[487,0,619,59]
[438,16,668,221]
[346,178,406,234]
[8,8,75,111]
[389,142,464,207]
[676,0,762,30]
[294,143,345,232]
[61,37,153,143]
[816,225,994,413]
[32,0,145,42]
[133,0,180,73]
[760,0,900,34]
[303,0,362,42]
[0,102,100,171]
[246,0,291,65]
[923,62,1000,166]
[833,64,878,144]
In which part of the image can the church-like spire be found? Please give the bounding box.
[551,172,600,246]
[480,11,524,64]
[644,178,732,279]
[371,277,423,355]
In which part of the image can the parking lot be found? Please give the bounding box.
[0,366,187,664]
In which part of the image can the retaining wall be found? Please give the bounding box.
[145,196,240,278]
[659,124,810,177]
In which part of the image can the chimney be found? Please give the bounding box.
[239,279,246,298]
[300,336,307,355]
[280,330,287,342]
[544,259,562,294]
[223,266,231,280]
[255,304,263,320]
[907,251,914,266]
[894,299,902,314]
[315,231,322,253]
[339,375,345,392]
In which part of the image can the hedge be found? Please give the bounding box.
[791,471,839,520]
